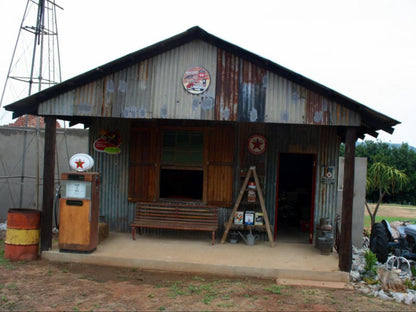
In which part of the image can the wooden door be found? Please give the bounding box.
[128,126,158,201]
[206,125,235,206]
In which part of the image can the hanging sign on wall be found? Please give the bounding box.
[93,130,122,154]
[321,165,335,184]
[247,134,267,155]
[183,66,210,94]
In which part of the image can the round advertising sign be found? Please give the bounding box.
[183,66,210,95]
[69,153,94,172]
[247,134,267,155]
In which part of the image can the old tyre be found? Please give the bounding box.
[370,222,390,263]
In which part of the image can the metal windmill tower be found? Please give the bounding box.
[0,0,63,208]
[0,0,63,121]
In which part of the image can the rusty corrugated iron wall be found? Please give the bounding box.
[89,118,135,232]
[39,40,361,129]
[89,118,340,237]
[265,73,361,126]
[215,50,239,121]
[237,59,267,122]
[150,40,217,120]
[263,124,340,239]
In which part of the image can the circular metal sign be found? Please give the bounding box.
[69,153,94,172]
[247,135,267,155]
[183,66,210,94]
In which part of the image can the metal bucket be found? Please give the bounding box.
[4,209,41,261]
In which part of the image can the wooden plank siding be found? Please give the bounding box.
[128,125,159,201]
[206,125,235,206]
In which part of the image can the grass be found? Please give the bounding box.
[364,215,416,229]
[0,240,12,268]
[363,203,416,229]
[264,285,283,294]
[157,276,291,307]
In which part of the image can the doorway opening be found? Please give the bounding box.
[160,169,203,200]
[276,153,315,243]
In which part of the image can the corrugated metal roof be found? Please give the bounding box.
[5,26,399,138]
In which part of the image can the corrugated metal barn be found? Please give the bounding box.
[6,26,399,270]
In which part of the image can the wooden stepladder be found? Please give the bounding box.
[221,166,274,247]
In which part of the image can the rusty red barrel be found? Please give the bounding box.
[4,209,41,261]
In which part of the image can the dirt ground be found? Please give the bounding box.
[1,204,416,311]
[365,204,416,219]
[0,253,413,311]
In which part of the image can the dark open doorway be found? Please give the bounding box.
[276,153,315,243]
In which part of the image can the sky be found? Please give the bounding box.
[0,0,415,146]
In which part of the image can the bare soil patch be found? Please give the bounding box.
[0,255,413,311]
[366,204,416,219]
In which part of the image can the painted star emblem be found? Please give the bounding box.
[75,159,85,169]
[251,138,263,151]
[248,135,267,155]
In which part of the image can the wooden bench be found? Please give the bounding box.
[131,202,218,245]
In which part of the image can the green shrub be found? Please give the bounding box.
[363,250,378,278]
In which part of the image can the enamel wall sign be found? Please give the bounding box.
[183,66,210,94]
[247,134,267,155]
[321,165,335,184]
[93,130,122,154]
[69,153,94,172]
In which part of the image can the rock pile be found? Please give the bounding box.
[351,241,416,305]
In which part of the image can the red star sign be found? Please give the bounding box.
[251,138,263,151]
[75,159,85,169]
[248,135,267,155]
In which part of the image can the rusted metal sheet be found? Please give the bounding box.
[265,74,306,124]
[89,119,134,232]
[306,91,331,124]
[215,52,267,123]
[238,59,266,122]
[73,81,101,116]
[37,39,361,128]
[88,118,341,236]
[315,126,340,228]
[121,60,154,119]
[263,124,340,240]
[40,41,217,121]
[105,69,128,118]
[215,49,239,121]
[265,72,361,126]
[39,91,75,116]
[151,40,217,120]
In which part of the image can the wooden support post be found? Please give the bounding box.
[40,117,56,251]
[339,127,357,272]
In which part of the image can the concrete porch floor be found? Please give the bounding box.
[42,232,350,284]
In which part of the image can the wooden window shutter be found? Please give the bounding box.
[206,125,235,206]
[128,127,158,201]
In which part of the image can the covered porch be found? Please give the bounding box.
[43,232,349,285]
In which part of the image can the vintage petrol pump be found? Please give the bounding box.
[59,154,99,252]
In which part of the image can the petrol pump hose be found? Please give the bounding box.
[54,184,61,230]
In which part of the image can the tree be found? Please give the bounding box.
[341,141,416,204]
[365,161,409,228]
